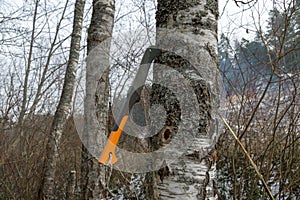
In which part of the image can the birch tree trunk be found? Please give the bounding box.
[80,0,115,199]
[148,0,220,199]
[39,0,85,198]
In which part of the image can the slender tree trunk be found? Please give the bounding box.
[148,0,220,199]
[18,0,39,126]
[39,0,85,198]
[80,0,115,199]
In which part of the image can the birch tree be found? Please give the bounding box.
[80,0,115,198]
[147,0,221,199]
[39,0,86,198]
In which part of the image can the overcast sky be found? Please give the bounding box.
[2,0,276,41]
[218,0,274,41]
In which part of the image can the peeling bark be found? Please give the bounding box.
[80,0,115,199]
[148,0,220,199]
[39,0,85,198]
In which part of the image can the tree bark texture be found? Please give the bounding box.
[39,0,85,198]
[80,0,115,199]
[66,170,77,199]
[148,0,220,199]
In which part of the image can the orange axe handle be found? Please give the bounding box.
[98,115,129,164]
[98,47,162,165]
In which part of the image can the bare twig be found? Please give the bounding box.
[220,115,275,200]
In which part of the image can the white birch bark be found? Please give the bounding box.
[149,0,221,199]
[39,0,86,198]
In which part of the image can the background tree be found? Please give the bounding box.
[38,0,86,198]
[0,0,80,199]
[217,0,300,199]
